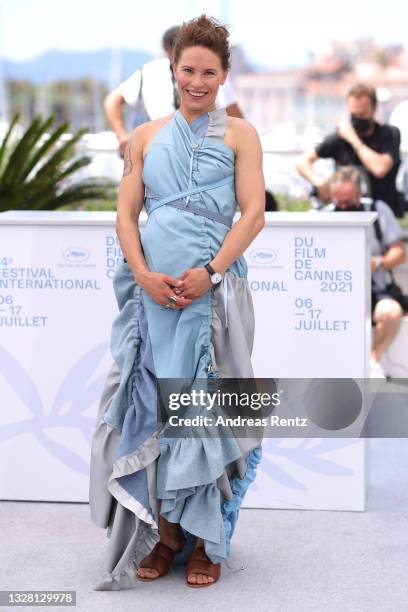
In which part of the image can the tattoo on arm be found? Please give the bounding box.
[122,137,133,177]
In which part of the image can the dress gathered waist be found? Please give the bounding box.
[144,176,235,228]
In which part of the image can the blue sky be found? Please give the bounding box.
[1,0,407,68]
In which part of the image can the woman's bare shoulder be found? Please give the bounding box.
[225,116,261,154]
[227,116,259,137]
[128,114,174,158]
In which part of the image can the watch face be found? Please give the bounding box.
[211,272,223,284]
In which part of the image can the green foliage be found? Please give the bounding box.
[274,193,311,211]
[399,216,408,231]
[0,113,115,212]
[58,200,117,212]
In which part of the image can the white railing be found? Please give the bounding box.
[75,133,408,200]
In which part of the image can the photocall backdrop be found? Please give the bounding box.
[0,210,376,511]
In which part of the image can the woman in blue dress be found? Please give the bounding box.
[89,14,265,589]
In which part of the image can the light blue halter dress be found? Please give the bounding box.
[89,108,262,591]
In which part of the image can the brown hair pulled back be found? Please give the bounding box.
[173,14,230,70]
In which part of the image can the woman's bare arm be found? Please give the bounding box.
[115,126,149,283]
[115,124,192,308]
[210,119,265,274]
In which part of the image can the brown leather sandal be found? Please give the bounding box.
[136,542,178,582]
[186,547,221,588]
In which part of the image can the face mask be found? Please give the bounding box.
[351,115,373,134]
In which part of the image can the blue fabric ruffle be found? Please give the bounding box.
[221,446,263,556]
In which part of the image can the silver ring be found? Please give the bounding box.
[168,295,177,304]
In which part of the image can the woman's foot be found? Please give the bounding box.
[137,523,185,580]
[186,539,220,587]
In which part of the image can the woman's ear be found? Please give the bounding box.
[220,69,228,86]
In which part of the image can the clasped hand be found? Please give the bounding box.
[140,267,212,309]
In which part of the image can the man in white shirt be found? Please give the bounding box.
[104,26,243,157]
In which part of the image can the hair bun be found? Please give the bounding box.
[173,14,231,70]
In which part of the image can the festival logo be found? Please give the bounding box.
[249,248,277,265]
[59,246,95,269]
[63,247,90,263]
[247,248,283,270]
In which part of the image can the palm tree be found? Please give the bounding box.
[0,113,115,212]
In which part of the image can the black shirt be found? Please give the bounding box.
[315,122,401,212]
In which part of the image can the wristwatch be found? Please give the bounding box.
[204,263,223,285]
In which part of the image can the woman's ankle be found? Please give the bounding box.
[159,523,185,552]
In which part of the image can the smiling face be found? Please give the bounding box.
[172,45,227,117]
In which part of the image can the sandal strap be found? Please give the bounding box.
[138,542,176,576]
[186,548,221,581]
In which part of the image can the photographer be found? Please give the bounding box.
[296,83,404,217]
[325,166,407,377]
